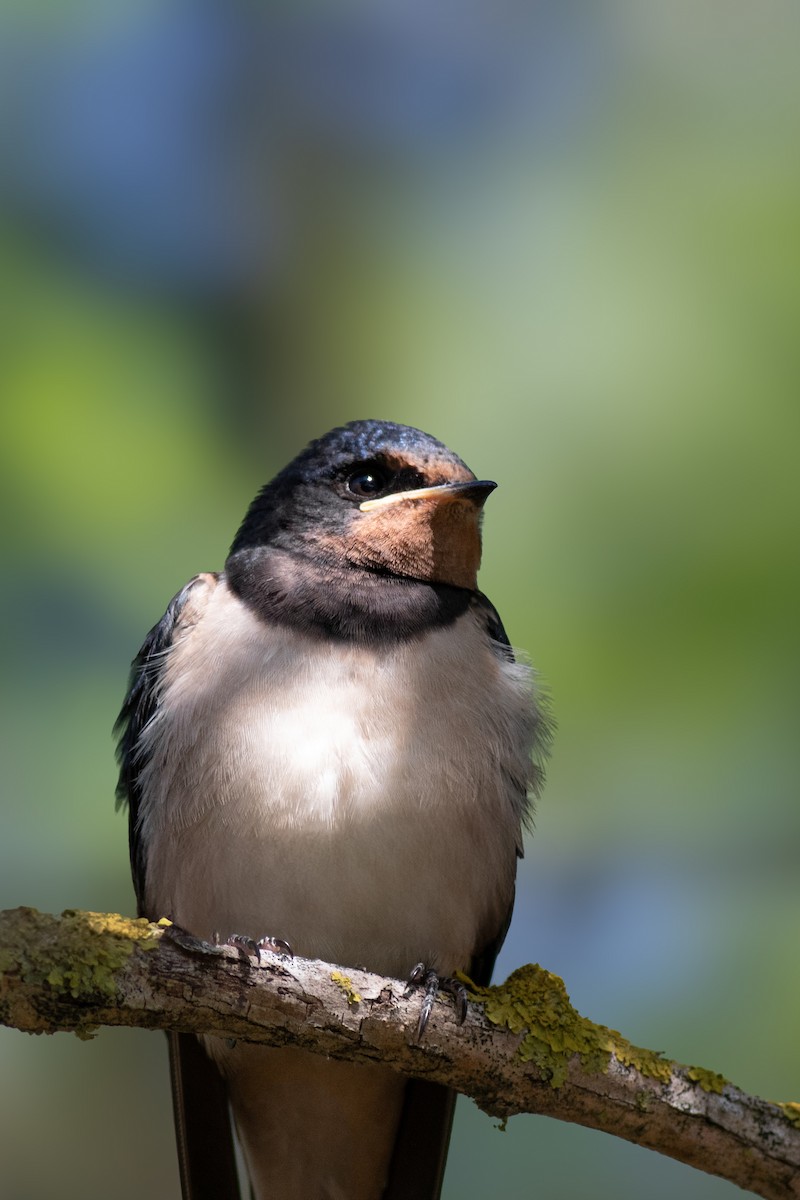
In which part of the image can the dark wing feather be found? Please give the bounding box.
[115,575,239,1200]
[384,1082,457,1200]
[169,1033,242,1200]
[473,589,515,657]
[114,574,215,913]
[473,588,554,816]
[467,593,522,977]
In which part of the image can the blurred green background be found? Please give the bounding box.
[1,3,798,1198]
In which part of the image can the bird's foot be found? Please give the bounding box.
[213,931,293,965]
[158,922,292,964]
[210,933,292,1052]
[407,962,469,1039]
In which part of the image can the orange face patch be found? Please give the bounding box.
[345,491,484,589]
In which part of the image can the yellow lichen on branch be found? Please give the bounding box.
[781,1103,800,1130]
[330,970,362,1006]
[0,907,159,1002]
[467,963,673,1087]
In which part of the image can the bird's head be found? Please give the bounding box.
[229,420,495,590]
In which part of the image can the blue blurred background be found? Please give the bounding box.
[1,3,798,1198]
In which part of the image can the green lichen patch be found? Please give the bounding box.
[468,964,673,1089]
[330,970,362,1007]
[0,907,162,1001]
[614,1041,673,1085]
[686,1065,729,1094]
[779,1102,800,1129]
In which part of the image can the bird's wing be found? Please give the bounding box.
[473,589,514,655]
[114,573,241,1200]
[474,588,553,822]
[168,1031,242,1200]
[114,572,218,911]
[384,1080,458,1200]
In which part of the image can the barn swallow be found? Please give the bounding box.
[115,420,551,1200]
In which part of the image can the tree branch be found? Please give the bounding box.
[1,907,797,1198]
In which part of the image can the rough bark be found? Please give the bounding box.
[1,907,798,1199]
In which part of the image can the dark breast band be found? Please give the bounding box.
[225,546,474,644]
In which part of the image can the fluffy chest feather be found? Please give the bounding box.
[139,580,534,976]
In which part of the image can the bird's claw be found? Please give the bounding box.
[214,931,293,965]
[221,932,260,962]
[257,934,293,958]
[407,962,469,1040]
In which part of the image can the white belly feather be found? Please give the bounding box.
[139,579,533,978]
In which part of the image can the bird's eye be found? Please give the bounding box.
[346,468,391,498]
